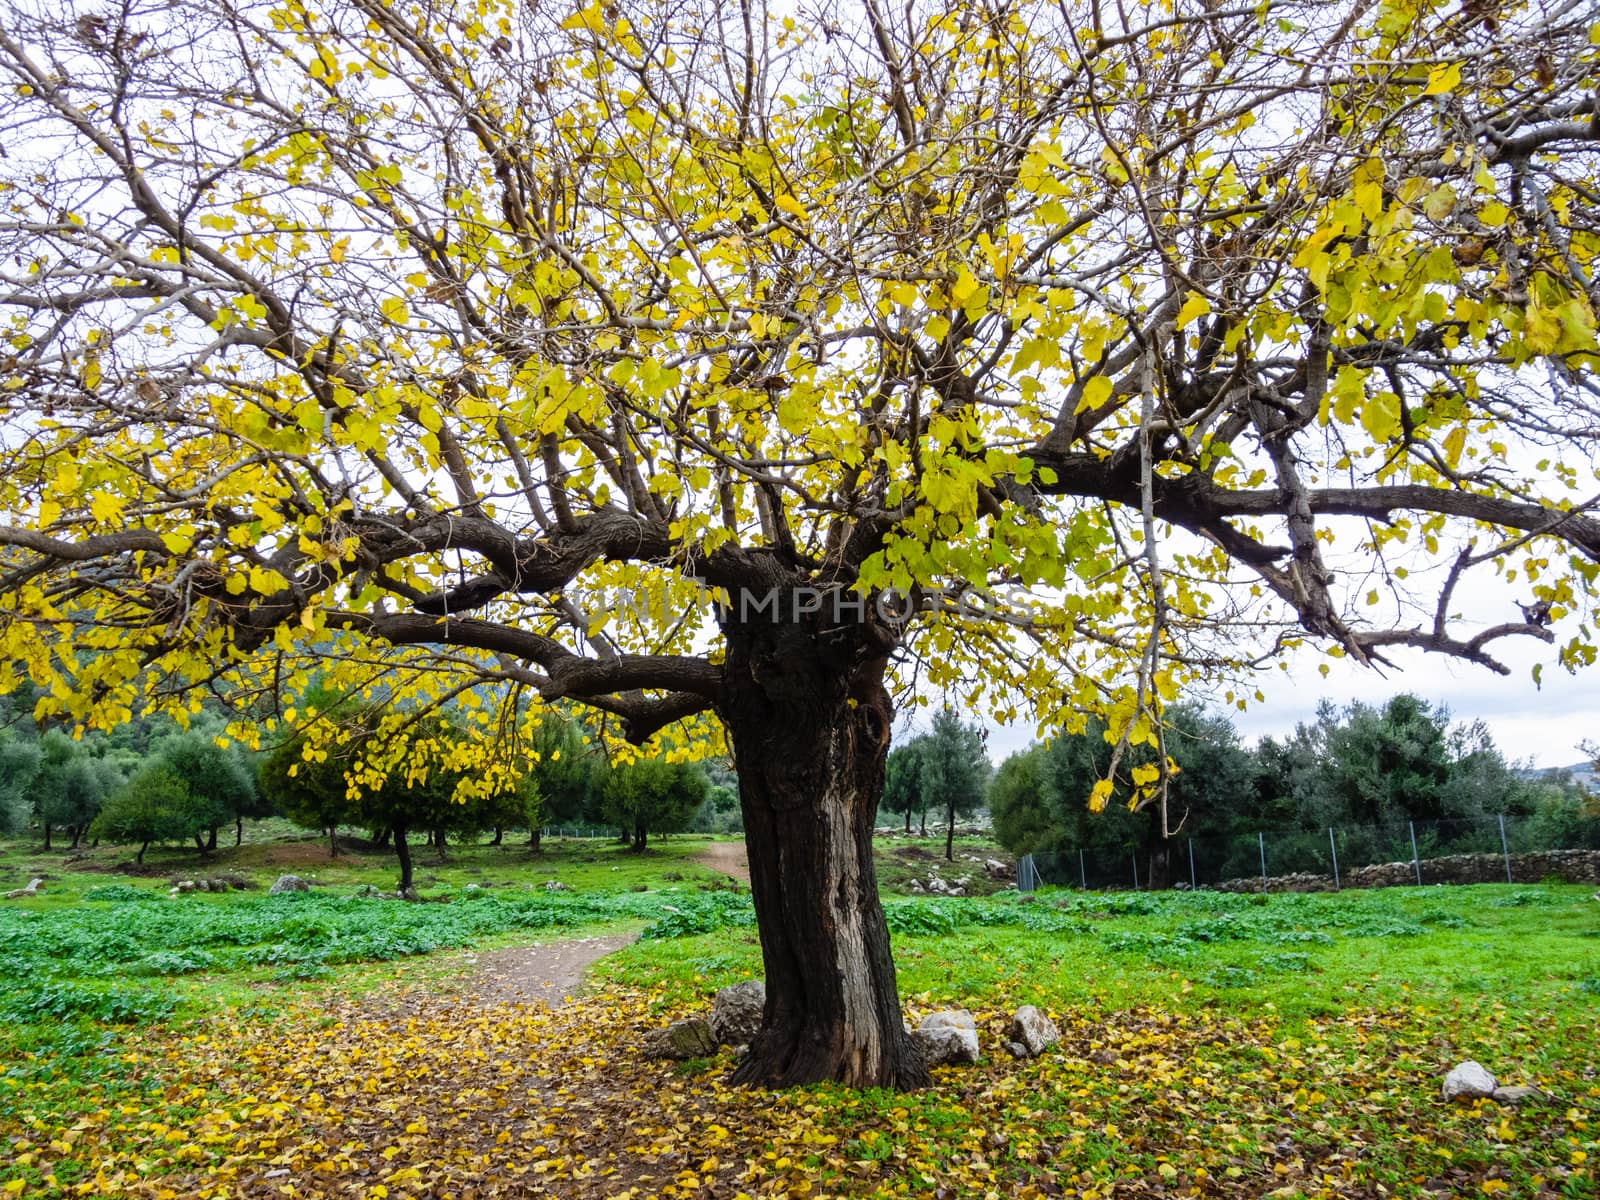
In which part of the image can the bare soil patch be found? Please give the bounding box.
[694,840,751,884]
[470,933,636,1007]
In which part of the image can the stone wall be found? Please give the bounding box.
[1213,848,1600,894]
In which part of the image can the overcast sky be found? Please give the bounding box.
[976,630,1596,770]
[930,532,1600,771]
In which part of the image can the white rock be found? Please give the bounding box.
[913,1010,980,1066]
[1009,1005,1060,1057]
[914,1024,979,1066]
[921,1009,976,1031]
[1442,1061,1498,1101]
[268,874,310,895]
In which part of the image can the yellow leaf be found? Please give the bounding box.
[773,193,808,220]
[89,492,125,524]
[1352,158,1386,222]
[1422,184,1456,222]
[1425,61,1463,95]
[1088,778,1114,813]
[1176,292,1211,330]
[951,267,981,306]
[1075,375,1114,414]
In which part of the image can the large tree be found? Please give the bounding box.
[1,0,1598,1087]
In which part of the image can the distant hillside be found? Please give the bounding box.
[1519,762,1599,789]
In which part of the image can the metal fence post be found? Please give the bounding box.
[1329,827,1340,890]
[1079,848,1087,890]
[1187,838,1197,890]
[1132,852,1139,891]
[1409,821,1423,886]
[1498,813,1513,883]
[1258,831,1268,891]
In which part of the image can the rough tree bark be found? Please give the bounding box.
[721,606,929,1090]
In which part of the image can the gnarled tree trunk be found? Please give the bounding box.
[721,609,928,1091]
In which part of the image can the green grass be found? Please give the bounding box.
[873,833,1016,895]
[0,828,752,1121]
[0,859,1596,1200]
[0,824,741,901]
[598,883,1600,1034]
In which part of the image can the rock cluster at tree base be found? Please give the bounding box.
[641,987,1063,1072]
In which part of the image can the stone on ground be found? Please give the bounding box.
[710,980,765,1046]
[644,1018,718,1060]
[1009,1005,1060,1057]
[913,1010,979,1066]
[1491,1084,1550,1105]
[1442,1061,1498,1101]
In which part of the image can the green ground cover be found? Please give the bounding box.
[0,833,1595,1199]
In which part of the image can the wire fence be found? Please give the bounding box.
[1017,813,1600,893]
[538,825,622,840]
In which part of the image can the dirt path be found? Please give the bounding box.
[695,839,751,884]
[470,933,635,1007]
